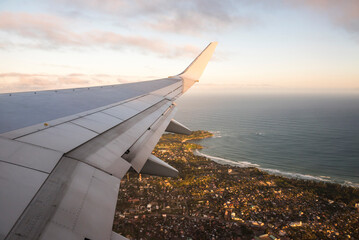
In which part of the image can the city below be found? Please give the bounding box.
[113,131,359,240]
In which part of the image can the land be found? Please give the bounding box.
[113,131,359,240]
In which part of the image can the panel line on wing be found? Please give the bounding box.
[122,104,177,172]
[0,159,49,174]
[1,161,50,239]
[0,77,182,135]
[63,155,130,180]
[5,157,91,239]
[1,92,163,140]
[70,121,103,135]
[65,100,171,178]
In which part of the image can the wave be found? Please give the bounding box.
[209,130,222,138]
[343,181,359,188]
[193,150,359,186]
[255,132,265,136]
[194,149,259,168]
[319,176,331,179]
[260,168,332,182]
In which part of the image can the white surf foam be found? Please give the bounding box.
[194,150,259,168]
[193,149,359,188]
[343,181,359,188]
[209,130,222,138]
[260,168,332,182]
[194,150,339,184]
[255,132,265,136]
[319,176,331,179]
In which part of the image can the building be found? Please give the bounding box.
[255,234,279,240]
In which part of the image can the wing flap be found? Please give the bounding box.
[151,78,182,96]
[140,154,178,177]
[0,162,48,240]
[166,119,192,135]
[6,157,121,240]
[71,112,123,134]
[111,231,128,240]
[38,159,120,240]
[102,104,139,120]
[0,138,62,173]
[122,104,176,172]
[66,100,172,178]
[16,122,98,153]
[164,88,182,100]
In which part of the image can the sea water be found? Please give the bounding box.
[175,92,359,187]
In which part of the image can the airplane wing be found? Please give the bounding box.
[0,42,217,240]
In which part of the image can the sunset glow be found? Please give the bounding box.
[1,1,359,93]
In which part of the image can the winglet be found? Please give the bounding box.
[178,42,218,81]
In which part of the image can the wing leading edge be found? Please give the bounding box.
[0,42,217,240]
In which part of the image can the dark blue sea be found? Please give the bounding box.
[175,93,359,187]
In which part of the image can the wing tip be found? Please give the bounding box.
[178,41,218,81]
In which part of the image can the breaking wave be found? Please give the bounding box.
[194,149,259,168]
[209,130,222,138]
[260,168,332,182]
[193,150,359,187]
[344,181,359,188]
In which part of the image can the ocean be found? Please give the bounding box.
[174,92,359,188]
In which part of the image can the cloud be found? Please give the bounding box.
[0,12,78,45]
[55,0,254,35]
[144,1,254,35]
[41,63,82,70]
[0,72,131,93]
[147,11,253,35]
[285,0,359,38]
[84,30,170,54]
[54,0,359,38]
[0,12,201,57]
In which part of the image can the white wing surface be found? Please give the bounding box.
[0,42,217,240]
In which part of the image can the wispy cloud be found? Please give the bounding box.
[41,63,82,70]
[53,0,359,39]
[143,1,254,35]
[147,11,253,35]
[0,12,77,45]
[0,11,201,57]
[54,0,254,35]
[285,0,359,39]
[0,72,134,93]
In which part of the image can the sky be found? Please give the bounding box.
[0,0,358,93]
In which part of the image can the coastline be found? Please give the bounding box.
[192,131,359,189]
[187,132,359,205]
[114,130,359,239]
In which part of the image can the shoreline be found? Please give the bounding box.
[180,131,359,208]
[114,130,359,239]
[189,132,359,189]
